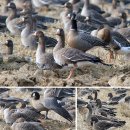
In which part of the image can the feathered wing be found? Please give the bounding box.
[79,32,108,47]
[111,31,130,47]
[43,97,73,122]
[44,36,57,47]
[62,48,102,63]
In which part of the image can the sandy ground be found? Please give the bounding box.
[0,1,130,87]
[0,88,75,130]
[77,88,130,130]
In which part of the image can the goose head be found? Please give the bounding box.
[4,40,13,55]
[7,2,16,10]
[64,2,73,9]
[108,93,113,99]
[31,92,40,100]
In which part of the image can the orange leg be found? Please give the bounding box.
[66,64,78,80]
[109,50,114,63]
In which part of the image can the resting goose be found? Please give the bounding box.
[11,117,45,130]
[91,116,125,130]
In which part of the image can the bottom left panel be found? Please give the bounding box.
[0,88,75,130]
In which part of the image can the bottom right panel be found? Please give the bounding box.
[77,88,130,130]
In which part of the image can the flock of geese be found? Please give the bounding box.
[0,0,130,79]
[78,88,130,130]
[0,88,75,130]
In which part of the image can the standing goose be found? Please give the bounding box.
[21,16,57,49]
[81,0,108,26]
[34,31,61,69]
[6,2,23,35]
[43,88,75,99]
[53,28,110,79]
[20,16,37,49]
[69,0,83,13]
[31,90,73,122]
[67,13,110,52]
[81,0,105,14]
[63,13,96,35]
[11,118,45,130]
[92,28,130,60]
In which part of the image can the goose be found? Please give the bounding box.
[53,28,110,79]
[114,88,127,94]
[20,16,37,49]
[6,2,24,35]
[81,0,105,15]
[21,16,57,49]
[13,0,31,10]
[81,0,109,27]
[32,0,68,9]
[91,116,125,130]
[111,31,130,55]
[69,0,83,13]
[67,13,110,52]
[4,40,13,55]
[11,117,45,130]
[95,99,116,117]
[92,28,130,59]
[108,93,126,102]
[4,104,42,124]
[0,88,10,94]
[63,13,96,35]
[85,104,124,124]
[31,90,73,122]
[106,11,127,28]
[34,31,61,69]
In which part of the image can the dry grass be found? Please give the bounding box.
[77,88,130,130]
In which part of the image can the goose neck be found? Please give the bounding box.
[71,19,77,31]
[94,92,97,100]
[21,23,32,37]
[84,0,90,7]
[38,36,46,53]
[112,0,117,9]
[6,9,17,22]
[54,35,65,53]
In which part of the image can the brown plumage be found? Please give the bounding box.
[53,28,111,79]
